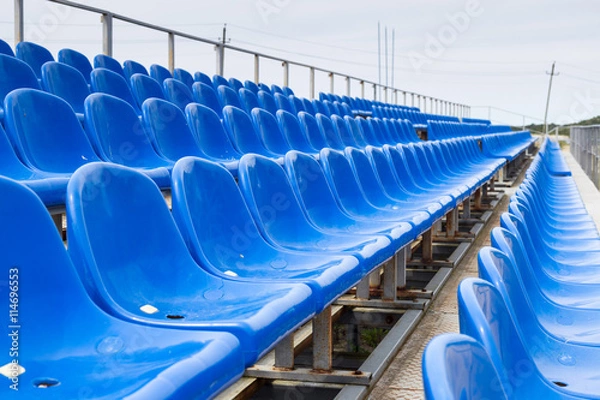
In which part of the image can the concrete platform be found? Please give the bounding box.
[563,145,600,231]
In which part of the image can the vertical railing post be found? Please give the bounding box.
[167,32,175,73]
[373,84,377,100]
[309,67,315,99]
[346,76,351,96]
[282,61,289,87]
[101,12,114,56]
[411,93,415,107]
[254,54,260,84]
[403,91,407,105]
[360,80,365,98]
[14,0,24,44]
[329,72,334,93]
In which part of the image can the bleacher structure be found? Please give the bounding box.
[0,8,545,399]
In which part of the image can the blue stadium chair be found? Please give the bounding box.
[257,82,271,94]
[282,86,294,96]
[251,108,293,155]
[239,87,261,114]
[325,100,341,116]
[123,59,148,80]
[301,98,316,115]
[58,48,92,84]
[217,84,243,109]
[0,38,14,56]
[93,54,125,77]
[194,71,213,86]
[90,67,141,114]
[41,61,90,116]
[0,175,245,399]
[150,63,172,84]
[67,161,314,365]
[274,92,296,113]
[162,78,194,111]
[192,82,223,117]
[222,106,280,157]
[422,333,509,400]
[298,111,329,150]
[257,90,279,115]
[83,93,172,187]
[130,73,165,108]
[0,123,69,206]
[238,153,395,270]
[185,103,243,170]
[276,110,318,153]
[284,151,415,250]
[289,95,305,113]
[171,156,364,312]
[212,74,230,91]
[15,41,54,79]
[0,54,41,120]
[271,84,284,95]
[229,77,244,92]
[459,275,598,398]
[173,67,194,90]
[244,80,260,95]
[316,114,346,150]
[357,118,383,146]
[331,114,359,147]
[4,89,100,174]
[312,99,330,116]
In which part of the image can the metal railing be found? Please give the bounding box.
[12,0,470,117]
[570,125,600,189]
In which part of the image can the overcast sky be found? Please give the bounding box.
[2,0,600,127]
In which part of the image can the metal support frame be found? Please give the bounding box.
[309,67,315,99]
[474,187,482,210]
[346,76,351,96]
[274,334,294,370]
[396,246,407,290]
[312,306,332,371]
[329,72,334,94]
[101,12,113,56]
[167,32,175,72]
[283,61,289,87]
[446,209,457,238]
[14,0,24,44]
[462,197,471,220]
[360,81,365,98]
[421,228,433,263]
[254,54,259,84]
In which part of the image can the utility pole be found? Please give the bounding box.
[391,29,395,88]
[377,22,381,100]
[216,23,228,76]
[544,61,559,135]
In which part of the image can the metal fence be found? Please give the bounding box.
[12,0,470,117]
[570,125,600,189]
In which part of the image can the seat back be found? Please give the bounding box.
[316,114,345,150]
[173,67,194,89]
[0,123,42,177]
[4,89,99,173]
[194,71,212,86]
[162,78,194,111]
[332,114,358,147]
[282,86,294,96]
[150,64,172,84]
[298,112,328,150]
[217,85,243,109]
[222,106,272,155]
[142,98,203,160]
[0,54,41,104]
[185,103,241,161]
[130,73,165,108]
[90,68,141,114]
[252,108,291,154]
[41,61,90,114]
[58,48,92,83]
[15,41,54,79]
[244,80,260,95]
[289,95,305,113]
[271,84,283,95]
[0,38,14,56]
[192,82,223,117]
[274,92,295,113]
[257,90,279,115]
[229,77,244,92]
[93,54,124,77]
[277,110,315,153]
[212,74,230,91]
[239,88,261,114]
[123,59,148,80]
[84,93,168,167]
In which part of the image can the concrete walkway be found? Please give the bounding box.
[562,145,600,232]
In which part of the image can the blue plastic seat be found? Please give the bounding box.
[0,54,41,120]
[244,80,260,95]
[217,84,243,108]
[192,82,223,117]
[4,89,100,174]
[459,274,600,398]
[84,93,172,187]
[123,59,148,80]
[271,84,284,95]
[41,61,90,115]
[90,67,141,114]
[67,161,314,365]
[257,82,271,94]
[162,78,194,111]
[171,156,364,312]
[0,175,245,399]
[239,87,261,114]
[130,73,165,108]
[173,67,194,89]
[185,103,243,170]
[302,98,316,115]
[15,41,54,79]
[93,54,125,77]
[212,74,230,91]
[0,123,69,206]
[58,48,92,84]
[277,110,318,153]
[237,154,395,270]
[194,71,213,86]
[274,92,295,113]
[282,86,294,96]
[298,111,329,150]
[222,106,281,157]
[316,114,346,150]
[0,38,14,56]
[251,108,293,155]
[150,64,172,84]
[290,95,305,113]
[422,333,510,400]
[332,114,359,147]
[229,77,244,92]
[257,90,279,115]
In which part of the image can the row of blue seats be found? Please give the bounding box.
[481,130,537,162]
[428,120,492,140]
[0,125,506,397]
[373,105,460,128]
[423,138,600,398]
[319,91,422,117]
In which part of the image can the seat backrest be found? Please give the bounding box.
[185,103,241,161]
[252,108,291,155]
[90,68,141,114]
[239,88,261,114]
[289,95,305,113]
[4,89,99,173]
[301,98,316,115]
[41,61,90,114]
[257,82,271,94]
[282,86,294,96]
[222,106,272,155]
[274,92,295,113]
[58,48,92,84]
[192,82,222,117]
[173,67,194,90]
[298,111,328,150]
[150,64,172,84]
[331,114,358,148]
[0,122,42,177]
[0,54,41,103]
[212,74,230,91]
[142,98,203,160]
[257,90,279,115]
[194,71,212,86]
[277,110,315,153]
[244,80,260,95]
[162,78,194,111]
[130,73,165,108]
[123,59,148,80]
[422,333,509,400]
[15,41,54,79]
[84,93,168,167]
[270,84,284,95]
[228,77,244,92]
[0,38,14,56]
[217,85,243,109]
[93,54,125,77]
[316,113,345,150]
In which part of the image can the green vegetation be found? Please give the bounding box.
[516,115,600,136]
